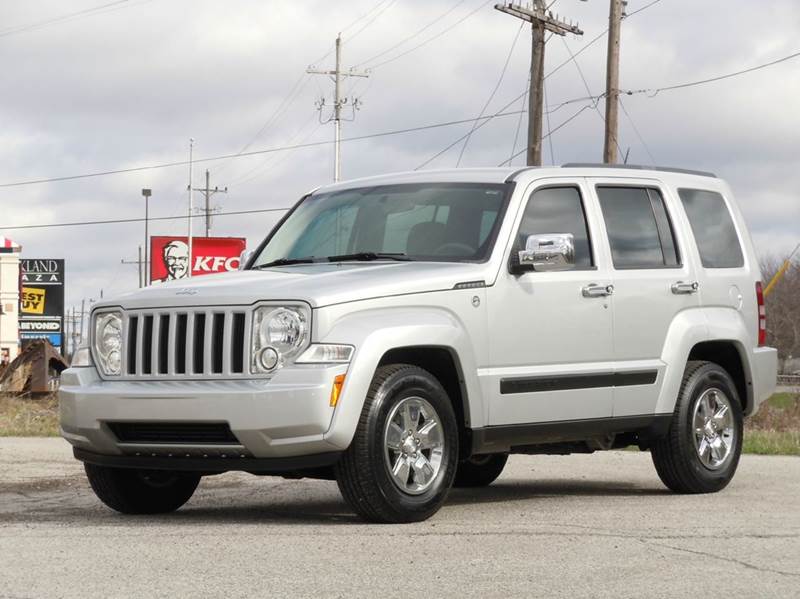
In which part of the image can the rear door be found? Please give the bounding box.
[589,178,701,417]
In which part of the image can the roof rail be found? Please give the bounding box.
[560,163,717,178]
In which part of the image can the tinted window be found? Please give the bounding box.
[597,186,680,269]
[518,187,593,268]
[678,189,744,268]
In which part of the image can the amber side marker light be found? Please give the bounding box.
[330,374,346,407]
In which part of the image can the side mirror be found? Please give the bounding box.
[512,233,575,274]
[238,249,254,271]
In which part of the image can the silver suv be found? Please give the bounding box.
[60,165,778,523]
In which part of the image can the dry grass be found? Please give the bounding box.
[0,394,60,437]
[744,392,800,455]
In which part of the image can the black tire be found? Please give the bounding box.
[84,464,201,514]
[453,453,508,487]
[651,360,743,494]
[335,364,459,523]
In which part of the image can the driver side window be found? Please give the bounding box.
[518,186,594,269]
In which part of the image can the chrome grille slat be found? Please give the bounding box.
[118,307,250,380]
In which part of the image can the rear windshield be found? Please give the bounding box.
[678,189,744,268]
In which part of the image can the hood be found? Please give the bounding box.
[99,262,487,310]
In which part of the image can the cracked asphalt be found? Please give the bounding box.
[1,438,798,598]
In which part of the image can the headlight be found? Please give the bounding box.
[251,306,308,373]
[93,311,122,376]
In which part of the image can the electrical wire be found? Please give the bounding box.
[0,0,131,38]
[456,22,525,166]
[623,49,800,96]
[509,76,529,166]
[367,0,494,70]
[0,109,529,189]
[346,0,399,44]
[2,208,292,232]
[544,79,555,165]
[624,0,662,20]
[499,98,600,166]
[618,97,656,166]
[355,0,470,68]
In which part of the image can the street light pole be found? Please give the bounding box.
[141,188,152,284]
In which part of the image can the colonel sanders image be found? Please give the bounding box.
[155,240,190,282]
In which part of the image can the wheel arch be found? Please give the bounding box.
[688,340,751,415]
[378,346,473,459]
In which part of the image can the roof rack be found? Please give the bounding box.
[560,163,717,178]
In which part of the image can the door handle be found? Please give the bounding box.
[671,280,699,295]
[582,283,614,298]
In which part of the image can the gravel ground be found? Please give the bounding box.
[1,438,798,599]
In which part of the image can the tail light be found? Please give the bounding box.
[756,282,766,346]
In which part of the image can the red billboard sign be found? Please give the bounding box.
[149,236,246,283]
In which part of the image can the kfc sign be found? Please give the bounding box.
[150,236,246,283]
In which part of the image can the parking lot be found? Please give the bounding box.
[1,437,798,598]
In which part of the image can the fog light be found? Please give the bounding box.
[258,346,279,371]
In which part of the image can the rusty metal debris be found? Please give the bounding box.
[0,341,68,395]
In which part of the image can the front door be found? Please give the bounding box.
[485,179,615,427]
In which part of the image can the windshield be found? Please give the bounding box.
[251,182,511,267]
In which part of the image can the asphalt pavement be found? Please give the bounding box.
[1,437,798,599]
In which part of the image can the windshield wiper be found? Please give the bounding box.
[252,257,317,269]
[326,252,411,263]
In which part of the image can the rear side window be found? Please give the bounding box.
[678,189,744,268]
[518,186,593,268]
[597,187,680,269]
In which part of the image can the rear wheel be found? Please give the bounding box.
[335,364,459,523]
[651,361,743,494]
[453,453,508,487]
[84,464,200,514]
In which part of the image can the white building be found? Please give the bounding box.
[0,236,22,363]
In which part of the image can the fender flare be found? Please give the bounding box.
[319,306,482,450]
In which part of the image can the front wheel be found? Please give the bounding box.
[335,364,459,523]
[651,361,743,494]
[84,464,201,514]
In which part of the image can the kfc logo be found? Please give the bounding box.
[150,236,246,283]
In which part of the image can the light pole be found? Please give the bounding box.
[141,188,152,284]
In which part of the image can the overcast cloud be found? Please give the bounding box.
[1,0,799,314]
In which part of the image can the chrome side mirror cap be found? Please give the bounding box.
[238,249,254,270]
[516,233,575,272]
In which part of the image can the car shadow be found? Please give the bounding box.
[3,476,670,527]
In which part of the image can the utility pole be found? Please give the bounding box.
[495,2,583,166]
[603,0,626,163]
[122,245,144,288]
[191,170,227,237]
[141,188,152,274]
[307,34,369,181]
[187,138,195,278]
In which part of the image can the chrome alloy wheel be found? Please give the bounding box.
[692,388,736,470]
[383,396,445,495]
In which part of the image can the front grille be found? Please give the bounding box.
[108,422,240,445]
[121,308,250,379]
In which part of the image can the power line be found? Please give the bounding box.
[0,0,132,38]
[618,97,656,166]
[624,0,662,19]
[624,49,800,96]
[346,0,399,44]
[457,22,525,166]
[367,0,493,70]
[0,110,529,189]
[1,208,292,232]
[415,91,528,170]
[355,0,470,68]
[499,98,600,166]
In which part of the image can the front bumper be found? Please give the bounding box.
[59,363,349,461]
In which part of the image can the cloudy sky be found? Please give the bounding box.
[2,0,799,317]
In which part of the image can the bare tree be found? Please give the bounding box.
[760,253,800,371]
